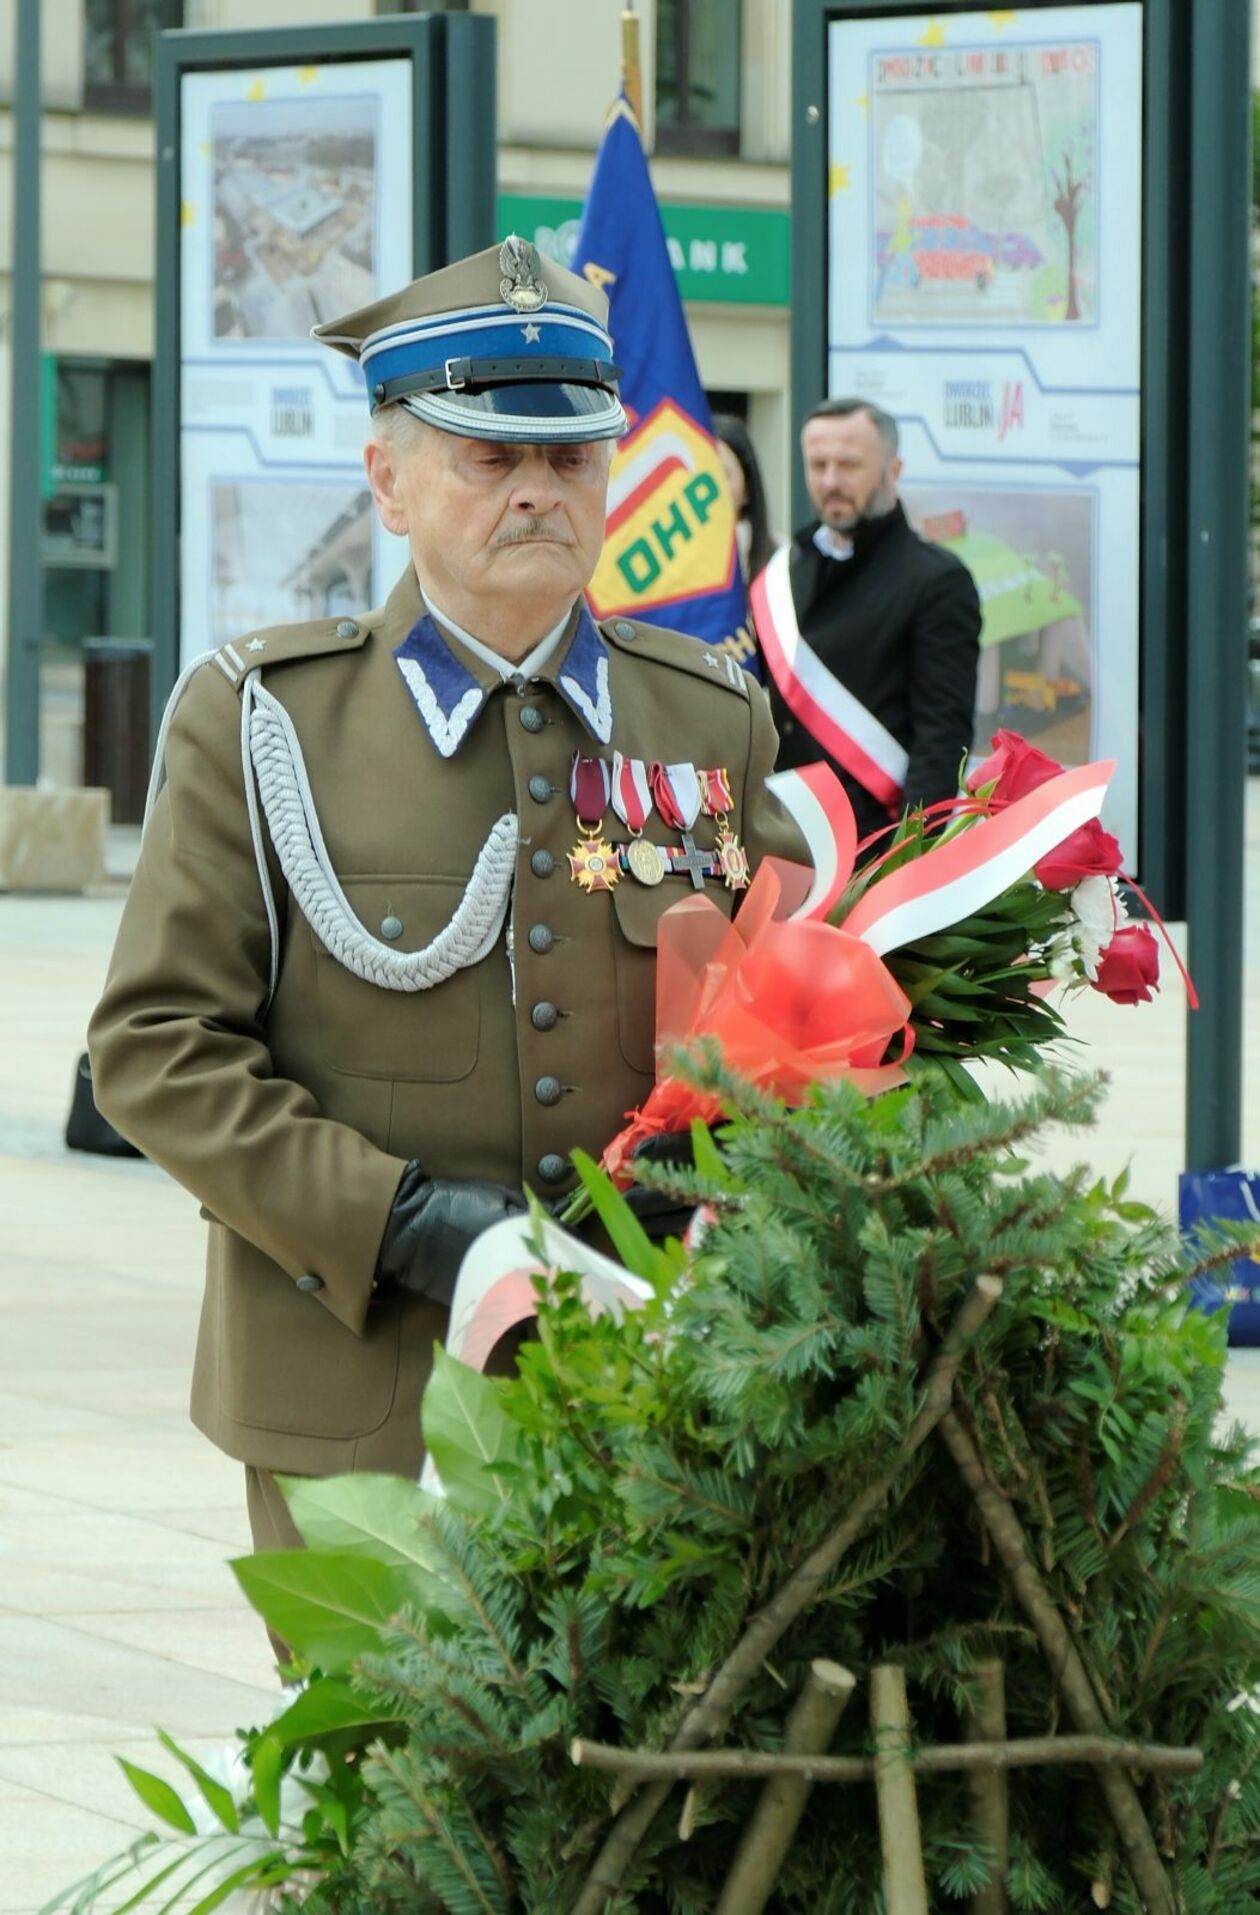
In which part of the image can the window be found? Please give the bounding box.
[655,0,741,156]
[84,0,182,112]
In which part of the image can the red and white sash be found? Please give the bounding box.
[751,547,908,811]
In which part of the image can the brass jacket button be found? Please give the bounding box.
[528,775,553,803]
[531,1000,558,1031]
[295,1272,324,1294]
[530,849,555,878]
[379,915,403,940]
[534,1075,562,1106]
[519,706,545,733]
[538,1153,568,1184]
[527,924,554,955]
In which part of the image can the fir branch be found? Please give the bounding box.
[369,1745,508,1915]
[872,1073,1102,1193]
[1106,1401,1187,1553]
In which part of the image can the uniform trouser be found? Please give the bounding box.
[245,1465,308,1668]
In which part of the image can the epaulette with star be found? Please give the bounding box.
[208,611,378,695]
[600,616,751,699]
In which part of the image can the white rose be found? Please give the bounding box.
[1070,875,1126,979]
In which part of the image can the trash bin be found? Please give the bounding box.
[82,638,152,825]
[1180,1167,1260,1346]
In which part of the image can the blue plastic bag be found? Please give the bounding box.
[1179,1167,1260,1347]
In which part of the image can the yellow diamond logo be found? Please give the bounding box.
[588,400,736,619]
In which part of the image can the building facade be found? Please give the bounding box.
[0,0,792,789]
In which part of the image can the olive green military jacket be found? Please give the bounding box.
[88,567,803,1477]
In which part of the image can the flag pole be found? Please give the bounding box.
[620,5,643,127]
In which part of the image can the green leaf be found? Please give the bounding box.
[230,1550,416,1671]
[571,1147,661,1280]
[421,1347,522,1518]
[295,1778,351,1854]
[183,1853,287,1915]
[99,1838,228,1915]
[264,1672,404,1747]
[250,1732,283,1838]
[116,1758,197,1835]
[281,1474,474,1624]
[155,1730,239,1834]
[690,1117,733,1187]
[35,1835,161,1915]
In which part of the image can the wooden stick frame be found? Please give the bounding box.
[568,1272,1191,1915]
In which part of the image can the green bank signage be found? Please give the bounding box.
[497,192,789,307]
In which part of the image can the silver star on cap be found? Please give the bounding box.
[499,235,548,313]
[521,322,542,343]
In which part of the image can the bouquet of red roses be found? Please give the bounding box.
[599,737,1187,1182]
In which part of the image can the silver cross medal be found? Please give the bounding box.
[674,832,710,890]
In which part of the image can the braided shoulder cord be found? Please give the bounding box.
[244,678,516,995]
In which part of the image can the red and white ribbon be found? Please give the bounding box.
[843,759,1115,955]
[698,767,734,816]
[751,548,908,810]
[611,752,653,832]
[649,761,703,830]
[766,764,859,922]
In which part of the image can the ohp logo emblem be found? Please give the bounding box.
[587,399,737,618]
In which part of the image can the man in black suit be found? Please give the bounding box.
[755,398,981,845]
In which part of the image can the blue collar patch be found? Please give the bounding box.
[394,607,614,755]
[554,608,613,745]
[393,615,490,759]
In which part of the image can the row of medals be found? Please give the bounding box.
[567,763,751,896]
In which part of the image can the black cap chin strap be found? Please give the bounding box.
[370,354,622,409]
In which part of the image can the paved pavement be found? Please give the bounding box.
[1,798,1259,1914]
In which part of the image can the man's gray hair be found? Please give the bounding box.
[804,396,900,459]
[370,401,428,453]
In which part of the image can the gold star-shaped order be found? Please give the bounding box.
[568,834,621,893]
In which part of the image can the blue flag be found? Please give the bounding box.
[572,101,757,670]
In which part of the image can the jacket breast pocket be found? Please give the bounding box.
[610,877,734,1075]
[312,875,482,1083]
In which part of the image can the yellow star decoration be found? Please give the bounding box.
[246,79,266,102]
[918,19,948,46]
[855,93,870,115]
[180,200,195,227]
[829,162,852,197]
[987,10,1018,28]
[297,67,320,85]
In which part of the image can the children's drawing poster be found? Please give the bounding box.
[827,5,1142,862]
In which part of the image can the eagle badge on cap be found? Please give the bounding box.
[499,235,548,314]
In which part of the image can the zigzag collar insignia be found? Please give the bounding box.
[555,608,613,745]
[394,614,490,759]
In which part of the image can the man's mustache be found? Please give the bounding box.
[493,517,575,546]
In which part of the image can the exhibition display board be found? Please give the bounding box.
[152,16,495,679]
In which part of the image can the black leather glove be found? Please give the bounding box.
[623,1130,700,1243]
[631,1129,697,1170]
[374,1161,527,1308]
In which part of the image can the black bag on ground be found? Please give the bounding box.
[64,1052,142,1158]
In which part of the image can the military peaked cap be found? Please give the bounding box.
[312,236,627,445]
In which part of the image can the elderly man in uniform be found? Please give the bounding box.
[89,240,801,1561]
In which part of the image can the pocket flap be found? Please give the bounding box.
[611,870,736,949]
